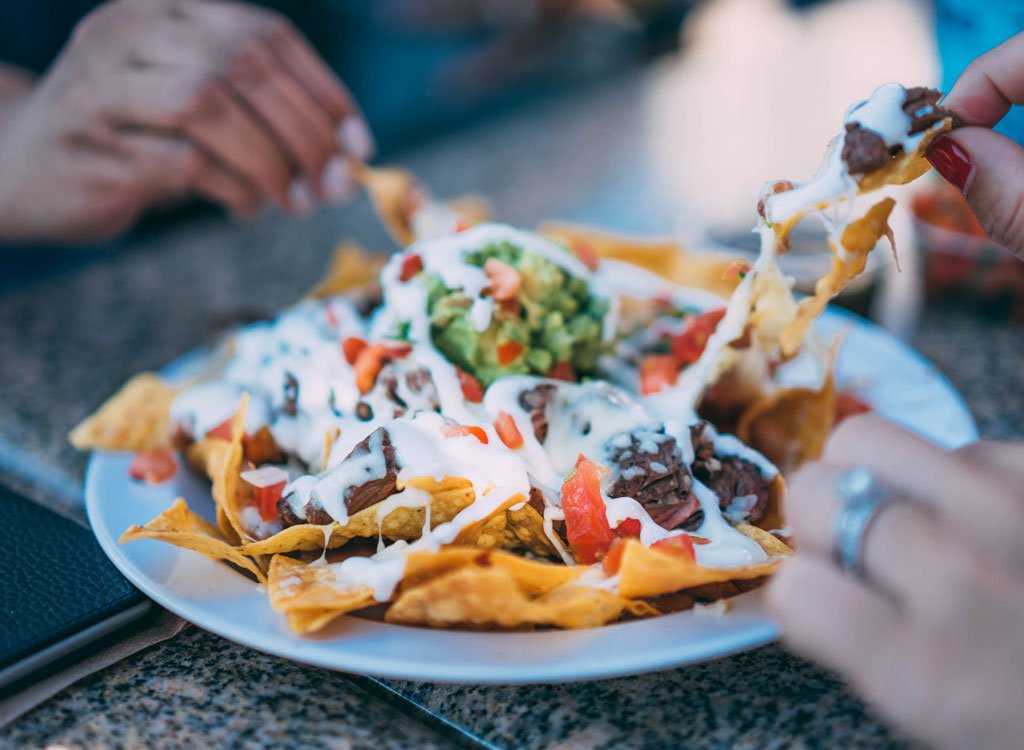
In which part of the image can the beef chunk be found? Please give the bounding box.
[843,87,958,176]
[690,422,770,524]
[518,384,557,443]
[404,367,440,411]
[279,428,401,528]
[903,87,957,135]
[605,430,699,530]
[342,429,401,516]
[842,123,890,176]
[527,485,547,516]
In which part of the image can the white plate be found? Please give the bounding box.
[85,308,977,684]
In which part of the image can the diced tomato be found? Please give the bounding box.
[253,481,286,523]
[722,259,752,282]
[383,341,413,359]
[602,537,627,575]
[548,361,576,382]
[455,367,485,403]
[496,341,524,366]
[616,518,642,538]
[571,240,600,272]
[206,418,233,441]
[342,336,368,365]
[639,354,680,395]
[835,391,872,423]
[354,343,388,393]
[455,220,472,232]
[652,534,696,563]
[561,456,616,564]
[484,258,522,301]
[442,424,489,444]
[128,446,177,484]
[671,308,727,365]
[494,411,524,449]
[399,253,423,282]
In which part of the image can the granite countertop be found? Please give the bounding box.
[1,68,1021,750]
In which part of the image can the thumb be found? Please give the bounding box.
[926,128,1024,259]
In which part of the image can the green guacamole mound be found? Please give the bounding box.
[423,241,608,386]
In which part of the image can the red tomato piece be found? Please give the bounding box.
[399,254,424,282]
[442,424,489,444]
[494,411,524,449]
[206,418,233,441]
[602,537,627,575]
[671,309,727,365]
[639,354,680,395]
[652,534,696,563]
[548,361,576,382]
[496,341,524,366]
[455,367,485,403]
[616,518,642,538]
[383,341,413,359]
[571,240,600,272]
[253,482,286,523]
[722,259,752,282]
[354,343,388,393]
[342,336,368,365]
[835,391,872,423]
[128,446,177,484]
[561,456,616,564]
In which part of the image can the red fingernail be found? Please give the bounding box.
[926,135,974,194]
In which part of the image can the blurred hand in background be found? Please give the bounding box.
[0,0,374,243]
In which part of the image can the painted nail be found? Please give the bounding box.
[926,135,974,194]
[321,156,354,205]
[288,178,316,216]
[338,117,375,161]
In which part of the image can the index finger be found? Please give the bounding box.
[942,31,1024,127]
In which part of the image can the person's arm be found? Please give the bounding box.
[926,31,1024,257]
[0,0,374,244]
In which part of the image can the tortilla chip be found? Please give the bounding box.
[737,522,793,557]
[69,373,177,452]
[446,195,493,227]
[266,555,376,634]
[208,395,253,542]
[386,562,651,630]
[119,498,265,582]
[779,198,895,357]
[354,164,421,246]
[503,503,559,556]
[857,117,955,192]
[401,547,582,594]
[539,222,739,298]
[307,242,386,299]
[737,368,837,475]
[616,538,779,599]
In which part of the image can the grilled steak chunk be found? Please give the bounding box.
[605,429,699,530]
[903,87,957,135]
[518,383,557,443]
[691,422,770,523]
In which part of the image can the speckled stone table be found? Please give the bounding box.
[0,69,1020,750]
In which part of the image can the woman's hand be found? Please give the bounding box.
[0,0,374,243]
[927,31,1024,258]
[767,414,1024,750]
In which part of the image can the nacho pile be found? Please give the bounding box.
[75,82,953,634]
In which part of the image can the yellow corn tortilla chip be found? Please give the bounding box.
[539,221,739,299]
[69,373,177,452]
[778,198,895,357]
[401,547,583,594]
[119,498,265,582]
[354,164,422,246]
[503,503,559,557]
[616,538,780,599]
[857,117,955,192]
[737,522,793,557]
[306,242,386,300]
[208,394,253,542]
[737,370,838,476]
[267,555,377,634]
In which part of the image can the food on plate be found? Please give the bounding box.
[74,83,951,634]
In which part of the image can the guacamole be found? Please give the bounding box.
[422,241,608,386]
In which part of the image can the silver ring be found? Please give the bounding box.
[831,467,897,579]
